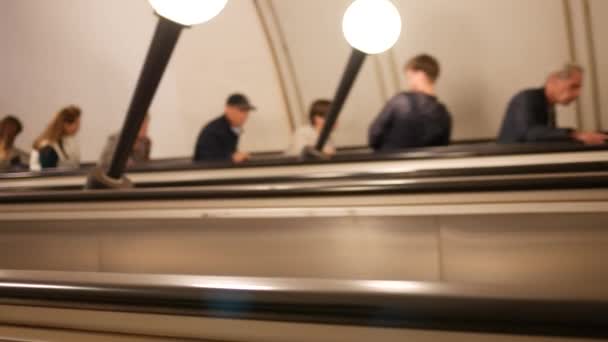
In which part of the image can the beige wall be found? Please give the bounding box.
[0,0,291,161]
[1,0,606,160]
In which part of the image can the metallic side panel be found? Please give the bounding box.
[0,305,602,342]
[98,217,440,280]
[441,213,608,286]
[2,189,608,217]
[0,325,191,342]
[0,222,99,271]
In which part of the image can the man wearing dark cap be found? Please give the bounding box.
[193,93,255,163]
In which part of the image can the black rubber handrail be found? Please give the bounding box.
[0,170,607,203]
[2,142,606,180]
[1,159,608,193]
[0,271,607,339]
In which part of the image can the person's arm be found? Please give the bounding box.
[512,99,574,142]
[525,126,573,142]
[369,99,398,150]
[38,146,59,169]
[571,131,608,145]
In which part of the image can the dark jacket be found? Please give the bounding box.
[369,92,452,151]
[194,115,238,162]
[498,88,573,143]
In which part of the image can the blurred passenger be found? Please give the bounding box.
[100,115,151,168]
[194,93,254,164]
[286,99,336,156]
[369,54,452,152]
[30,105,81,171]
[0,115,28,170]
[498,64,607,145]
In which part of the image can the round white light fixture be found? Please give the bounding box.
[148,0,229,26]
[342,0,402,54]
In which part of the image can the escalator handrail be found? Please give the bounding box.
[1,169,607,203]
[0,271,607,339]
[2,142,607,181]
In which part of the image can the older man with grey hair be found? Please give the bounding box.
[498,64,607,145]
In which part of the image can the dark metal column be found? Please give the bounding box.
[108,17,183,179]
[87,16,183,189]
[314,48,367,153]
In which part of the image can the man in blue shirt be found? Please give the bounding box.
[369,54,452,152]
[498,64,606,145]
[194,94,255,163]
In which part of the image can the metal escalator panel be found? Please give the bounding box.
[0,271,607,341]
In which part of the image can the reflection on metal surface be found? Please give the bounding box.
[1,212,608,289]
[0,271,607,339]
[0,282,83,291]
[189,280,276,291]
[361,280,423,293]
[0,306,604,342]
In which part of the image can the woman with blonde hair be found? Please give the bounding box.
[30,105,82,171]
[0,115,28,170]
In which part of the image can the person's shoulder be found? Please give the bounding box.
[204,115,228,131]
[434,100,451,116]
[386,92,413,110]
[199,115,222,132]
[512,87,543,102]
[198,115,228,141]
[391,92,412,102]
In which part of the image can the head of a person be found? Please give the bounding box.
[0,115,23,150]
[34,105,81,149]
[405,54,440,90]
[308,99,332,131]
[224,93,255,128]
[545,64,583,105]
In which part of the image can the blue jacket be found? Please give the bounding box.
[498,88,573,143]
[369,92,452,152]
[193,115,238,162]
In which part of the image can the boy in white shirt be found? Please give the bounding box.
[286,99,336,157]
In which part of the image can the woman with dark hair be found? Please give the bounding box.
[286,99,336,156]
[0,115,28,170]
[30,105,82,171]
